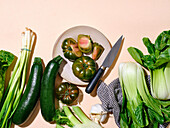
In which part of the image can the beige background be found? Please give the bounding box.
[0,0,170,128]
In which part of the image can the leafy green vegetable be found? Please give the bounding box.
[143,37,155,55]
[56,124,64,128]
[119,62,149,127]
[53,109,74,127]
[127,47,144,66]
[0,50,14,104]
[119,62,169,127]
[136,65,163,117]
[155,30,170,51]
[128,30,170,100]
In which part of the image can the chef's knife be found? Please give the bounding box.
[85,35,123,94]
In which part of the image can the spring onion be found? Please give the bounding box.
[0,28,35,128]
[128,30,170,100]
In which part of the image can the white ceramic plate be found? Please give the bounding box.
[52,25,111,85]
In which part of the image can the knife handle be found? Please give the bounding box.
[85,67,105,94]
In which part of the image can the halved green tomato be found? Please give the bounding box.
[62,38,82,61]
[77,34,93,54]
[92,42,104,60]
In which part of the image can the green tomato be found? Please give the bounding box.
[72,56,97,81]
[62,38,82,61]
[56,82,79,105]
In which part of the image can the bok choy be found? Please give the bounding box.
[128,30,170,100]
[0,28,35,128]
[119,62,170,128]
[119,62,149,127]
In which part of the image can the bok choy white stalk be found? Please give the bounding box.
[150,62,170,100]
[0,28,35,128]
[128,30,170,100]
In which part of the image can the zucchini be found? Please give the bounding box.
[12,57,43,125]
[40,55,63,122]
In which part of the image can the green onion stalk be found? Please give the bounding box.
[0,28,35,128]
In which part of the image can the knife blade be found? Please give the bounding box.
[85,35,123,94]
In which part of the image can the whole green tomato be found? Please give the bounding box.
[62,38,82,61]
[72,56,97,81]
[56,82,79,105]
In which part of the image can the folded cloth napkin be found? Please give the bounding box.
[97,78,122,128]
[97,77,169,128]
